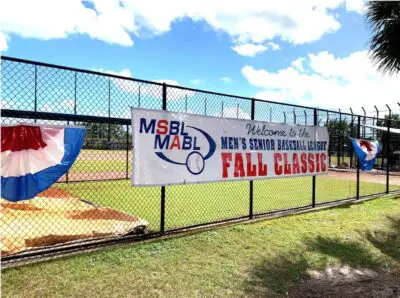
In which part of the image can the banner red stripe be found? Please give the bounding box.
[1,125,47,152]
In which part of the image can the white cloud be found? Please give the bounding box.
[221,76,233,83]
[291,57,306,72]
[190,78,203,85]
[242,50,400,113]
[0,0,363,52]
[152,79,180,86]
[231,43,267,57]
[231,41,280,57]
[93,68,194,99]
[345,0,366,13]
[95,68,132,78]
[267,42,280,51]
[0,32,8,52]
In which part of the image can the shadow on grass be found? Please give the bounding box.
[244,236,382,296]
[304,236,381,269]
[243,254,310,297]
[244,214,400,296]
[365,216,400,263]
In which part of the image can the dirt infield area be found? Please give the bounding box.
[1,187,148,256]
[288,265,400,298]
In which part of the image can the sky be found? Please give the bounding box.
[1,0,399,117]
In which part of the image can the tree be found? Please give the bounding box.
[376,113,400,128]
[325,119,351,137]
[77,122,128,149]
[366,1,400,75]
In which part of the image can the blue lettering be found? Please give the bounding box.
[139,118,156,134]
[241,138,247,150]
[170,121,180,135]
[154,135,170,149]
[180,122,188,136]
[221,137,228,149]
[229,138,233,149]
[193,137,200,150]
[182,136,192,150]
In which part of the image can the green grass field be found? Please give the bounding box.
[69,160,131,173]
[2,195,399,297]
[59,176,389,231]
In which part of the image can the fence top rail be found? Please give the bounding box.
[0,55,386,121]
[0,55,164,87]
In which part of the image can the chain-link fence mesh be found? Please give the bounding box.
[1,56,399,260]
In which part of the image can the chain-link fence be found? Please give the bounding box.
[1,56,399,262]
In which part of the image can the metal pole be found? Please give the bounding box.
[221,101,224,117]
[357,116,361,199]
[160,83,167,233]
[66,119,69,183]
[204,98,207,115]
[185,95,188,113]
[34,65,37,123]
[108,78,111,143]
[312,108,317,207]
[74,72,77,125]
[126,124,129,179]
[304,110,307,125]
[386,104,391,193]
[138,85,141,107]
[249,98,255,218]
[236,104,239,119]
[270,107,272,122]
[375,105,382,169]
[293,108,296,124]
[283,112,286,124]
[338,110,342,167]
[362,107,366,139]
[327,111,331,167]
[350,112,354,169]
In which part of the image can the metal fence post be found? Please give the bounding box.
[126,124,129,179]
[34,65,37,123]
[249,98,255,219]
[338,110,341,167]
[108,78,111,143]
[357,116,361,199]
[74,72,77,125]
[386,106,391,194]
[312,108,317,207]
[160,83,167,233]
[349,110,354,169]
[138,85,141,107]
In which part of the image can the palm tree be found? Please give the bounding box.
[366,1,400,75]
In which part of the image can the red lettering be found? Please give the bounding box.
[301,153,307,173]
[321,153,327,172]
[234,153,245,177]
[308,153,315,173]
[283,153,291,175]
[292,153,300,174]
[274,153,283,175]
[170,135,181,149]
[315,153,320,172]
[257,153,268,176]
[246,153,257,177]
[156,120,168,134]
[221,153,232,178]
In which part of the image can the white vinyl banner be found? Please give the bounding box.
[132,108,329,186]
